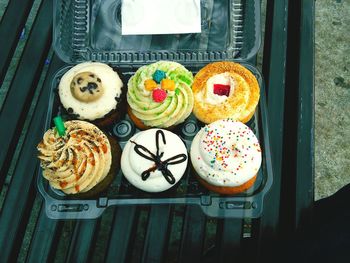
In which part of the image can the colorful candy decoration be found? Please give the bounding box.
[144,79,158,91]
[53,116,66,136]
[161,79,175,91]
[152,70,166,83]
[144,70,177,103]
[152,89,167,102]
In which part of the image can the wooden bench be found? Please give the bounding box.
[0,0,314,262]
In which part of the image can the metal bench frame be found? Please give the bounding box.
[0,0,314,262]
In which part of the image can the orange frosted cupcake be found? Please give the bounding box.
[192,61,260,124]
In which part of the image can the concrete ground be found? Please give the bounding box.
[314,0,350,200]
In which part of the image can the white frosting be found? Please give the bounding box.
[121,129,188,192]
[190,119,261,187]
[202,73,235,105]
[59,62,123,120]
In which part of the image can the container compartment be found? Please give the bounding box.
[37,62,273,219]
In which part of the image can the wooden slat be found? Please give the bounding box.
[23,55,64,262]
[217,219,243,262]
[0,0,35,85]
[65,220,99,263]
[0,0,52,187]
[105,207,137,262]
[141,205,172,263]
[258,0,289,253]
[295,0,315,229]
[26,200,62,263]
[178,206,206,263]
[25,56,65,262]
[0,1,56,260]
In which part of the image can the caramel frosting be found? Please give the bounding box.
[37,120,112,194]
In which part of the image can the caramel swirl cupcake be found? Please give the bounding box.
[59,62,124,126]
[192,61,260,124]
[37,120,121,196]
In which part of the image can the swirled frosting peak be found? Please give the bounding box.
[127,61,194,128]
[37,120,112,194]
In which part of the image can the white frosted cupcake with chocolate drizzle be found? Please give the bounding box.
[121,129,188,192]
[58,62,124,126]
[37,120,121,197]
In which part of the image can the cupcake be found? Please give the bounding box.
[121,129,188,192]
[192,61,260,124]
[37,120,121,196]
[190,119,262,195]
[127,61,194,129]
[58,62,124,126]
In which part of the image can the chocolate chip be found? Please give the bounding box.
[71,113,80,118]
[97,78,101,83]
[77,77,83,84]
[87,82,98,90]
[80,86,87,92]
[89,74,95,78]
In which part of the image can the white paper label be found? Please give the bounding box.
[121,0,201,35]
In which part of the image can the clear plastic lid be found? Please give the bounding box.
[53,0,261,64]
[37,63,273,219]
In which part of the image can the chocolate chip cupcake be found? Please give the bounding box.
[58,62,124,126]
[37,120,121,197]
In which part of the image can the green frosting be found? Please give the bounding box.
[127,61,194,128]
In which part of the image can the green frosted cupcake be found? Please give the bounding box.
[127,61,194,129]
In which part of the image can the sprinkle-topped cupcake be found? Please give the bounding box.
[190,119,262,195]
[127,61,194,129]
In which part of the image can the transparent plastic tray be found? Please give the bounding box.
[37,62,273,219]
[53,0,261,63]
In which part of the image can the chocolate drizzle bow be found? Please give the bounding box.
[131,130,187,184]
